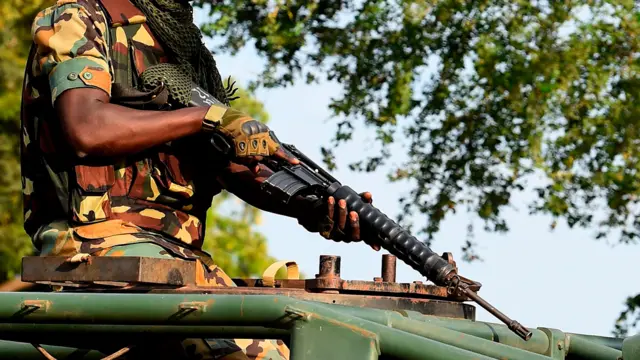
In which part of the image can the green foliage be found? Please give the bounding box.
[200,0,640,246]
[0,0,49,281]
[614,293,640,337]
[203,192,275,277]
[194,0,640,334]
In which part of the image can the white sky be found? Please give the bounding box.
[195,9,640,338]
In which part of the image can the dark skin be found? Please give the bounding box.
[56,87,380,250]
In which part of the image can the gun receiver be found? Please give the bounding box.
[189,86,532,341]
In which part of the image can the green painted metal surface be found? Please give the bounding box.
[540,327,568,359]
[567,334,624,360]
[331,304,552,359]
[623,333,640,360]
[0,291,631,359]
[289,314,380,360]
[567,334,623,351]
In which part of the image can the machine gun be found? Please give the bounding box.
[262,142,531,341]
[191,85,532,341]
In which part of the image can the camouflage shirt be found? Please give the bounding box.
[21,0,223,261]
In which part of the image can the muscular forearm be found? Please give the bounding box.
[56,88,207,158]
[217,162,311,218]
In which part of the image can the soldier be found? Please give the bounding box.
[20,0,379,358]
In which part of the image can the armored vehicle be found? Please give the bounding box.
[0,252,635,359]
[0,132,636,359]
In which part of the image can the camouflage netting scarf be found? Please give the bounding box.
[129,0,231,106]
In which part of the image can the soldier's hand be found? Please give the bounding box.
[319,192,381,251]
[202,104,298,170]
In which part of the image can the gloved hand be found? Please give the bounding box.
[299,192,381,251]
[202,104,298,169]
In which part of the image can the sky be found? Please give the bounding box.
[194,8,640,338]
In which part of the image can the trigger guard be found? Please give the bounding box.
[210,133,233,156]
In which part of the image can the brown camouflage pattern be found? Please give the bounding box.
[110,21,169,86]
[22,2,288,357]
[196,260,236,287]
[105,0,168,87]
[21,0,113,243]
[33,0,112,101]
[35,219,205,261]
[99,0,147,27]
[22,0,223,258]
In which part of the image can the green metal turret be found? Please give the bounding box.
[0,253,635,360]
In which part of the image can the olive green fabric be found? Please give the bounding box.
[139,62,195,106]
[129,0,229,105]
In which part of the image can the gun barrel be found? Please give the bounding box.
[329,184,532,342]
[462,287,532,341]
[330,185,455,285]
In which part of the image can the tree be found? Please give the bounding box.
[0,0,48,282]
[0,2,281,283]
[194,0,640,334]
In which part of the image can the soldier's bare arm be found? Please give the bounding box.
[56,87,297,166]
[33,3,206,158]
[56,89,206,157]
[55,88,208,158]
[36,2,295,165]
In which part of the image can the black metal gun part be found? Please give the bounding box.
[261,143,456,285]
[189,84,532,341]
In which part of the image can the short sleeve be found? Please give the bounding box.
[31,1,112,105]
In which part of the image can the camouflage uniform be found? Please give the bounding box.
[20,0,289,358]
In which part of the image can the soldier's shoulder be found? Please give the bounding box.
[32,0,109,40]
[54,0,104,10]
[33,0,106,20]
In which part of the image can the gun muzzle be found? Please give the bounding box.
[459,283,532,341]
[508,320,533,341]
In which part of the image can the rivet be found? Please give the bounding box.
[67,73,78,80]
[82,72,93,80]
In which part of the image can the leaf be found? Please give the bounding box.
[195,0,640,333]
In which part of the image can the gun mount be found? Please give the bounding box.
[0,253,634,360]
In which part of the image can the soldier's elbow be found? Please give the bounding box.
[68,129,98,158]
[60,110,108,158]
[55,88,110,158]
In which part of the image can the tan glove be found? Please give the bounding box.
[202,104,298,164]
